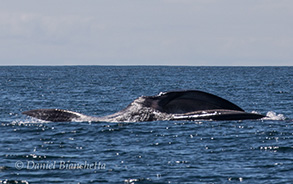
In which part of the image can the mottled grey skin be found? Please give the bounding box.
[22,90,265,122]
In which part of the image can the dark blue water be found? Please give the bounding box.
[0,66,292,183]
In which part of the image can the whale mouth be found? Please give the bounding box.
[22,90,265,122]
[172,109,265,121]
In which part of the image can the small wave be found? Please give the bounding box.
[0,180,29,184]
[124,178,152,183]
[262,111,286,121]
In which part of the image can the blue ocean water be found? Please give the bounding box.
[0,66,292,183]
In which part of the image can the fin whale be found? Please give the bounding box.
[22,90,265,122]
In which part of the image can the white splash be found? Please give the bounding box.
[11,118,49,125]
[158,91,167,96]
[262,111,286,121]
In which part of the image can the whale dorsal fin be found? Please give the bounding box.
[152,90,244,114]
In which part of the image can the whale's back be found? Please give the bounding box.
[146,90,244,114]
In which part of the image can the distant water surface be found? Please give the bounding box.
[0,66,292,183]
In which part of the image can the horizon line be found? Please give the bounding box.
[0,64,292,67]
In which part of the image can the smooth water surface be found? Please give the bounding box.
[0,66,292,183]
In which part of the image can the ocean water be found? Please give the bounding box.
[0,66,292,184]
